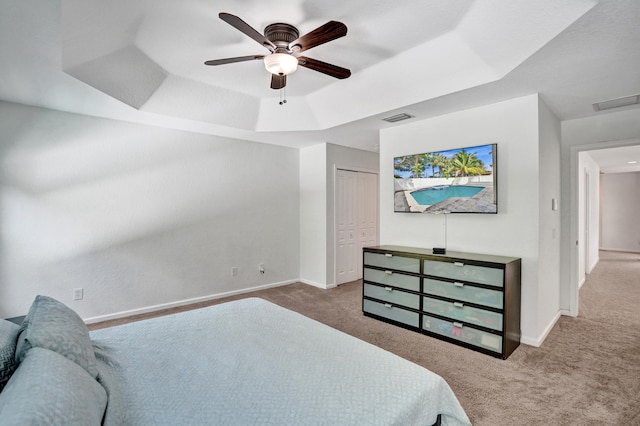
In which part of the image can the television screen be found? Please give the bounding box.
[394,143,497,214]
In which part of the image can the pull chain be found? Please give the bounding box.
[279,87,287,105]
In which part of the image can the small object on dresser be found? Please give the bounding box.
[432,247,446,255]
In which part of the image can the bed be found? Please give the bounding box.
[0,295,471,425]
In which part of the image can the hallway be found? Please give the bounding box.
[579,250,640,329]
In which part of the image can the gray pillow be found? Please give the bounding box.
[0,320,20,392]
[0,347,107,425]
[15,295,98,378]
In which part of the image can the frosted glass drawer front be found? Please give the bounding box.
[363,300,419,328]
[422,296,503,331]
[364,284,420,309]
[363,268,420,292]
[422,315,502,354]
[423,259,504,287]
[364,252,420,273]
[423,278,503,309]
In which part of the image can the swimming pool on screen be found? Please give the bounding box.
[410,185,483,206]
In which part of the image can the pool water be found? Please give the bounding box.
[410,185,483,206]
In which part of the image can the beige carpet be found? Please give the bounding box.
[91,251,640,425]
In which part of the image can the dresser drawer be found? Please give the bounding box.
[423,278,503,309]
[422,296,503,331]
[364,284,420,309]
[423,259,503,287]
[422,314,503,354]
[363,300,419,328]
[364,252,420,274]
[364,268,420,292]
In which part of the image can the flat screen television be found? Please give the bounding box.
[394,143,497,214]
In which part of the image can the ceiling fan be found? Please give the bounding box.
[204,13,351,90]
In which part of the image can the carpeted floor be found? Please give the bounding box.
[90,250,640,425]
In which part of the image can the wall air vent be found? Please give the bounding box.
[593,94,640,111]
[382,113,414,123]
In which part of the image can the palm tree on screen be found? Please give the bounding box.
[450,149,487,177]
[432,153,448,177]
[410,155,425,178]
[394,155,425,178]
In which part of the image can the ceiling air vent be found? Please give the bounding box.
[382,113,414,123]
[593,94,640,112]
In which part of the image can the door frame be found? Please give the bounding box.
[583,169,590,277]
[564,137,640,316]
[333,166,379,286]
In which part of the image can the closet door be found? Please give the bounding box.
[336,170,378,285]
[357,172,378,278]
[336,169,358,284]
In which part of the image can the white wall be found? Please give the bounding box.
[299,143,379,288]
[0,101,300,320]
[600,171,640,253]
[537,99,562,339]
[379,94,554,345]
[299,144,328,287]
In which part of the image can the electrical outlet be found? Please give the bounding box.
[231,267,238,277]
[259,263,265,274]
[73,288,83,301]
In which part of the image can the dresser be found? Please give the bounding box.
[362,245,521,359]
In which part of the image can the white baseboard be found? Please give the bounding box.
[587,255,599,274]
[520,310,562,347]
[560,309,577,318]
[578,275,586,289]
[599,247,640,254]
[299,279,336,289]
[84,279,298,324]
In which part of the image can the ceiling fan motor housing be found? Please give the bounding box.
[264,23,300,52]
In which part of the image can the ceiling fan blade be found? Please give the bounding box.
[204,55,264,66]
[219,12,276,51]
[271,74,286,90]
[297,56,351,79]
[289,21,347,53]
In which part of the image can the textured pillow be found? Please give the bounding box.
[0,320,20,392]
[15,295,98,378]
[0,347,107,425]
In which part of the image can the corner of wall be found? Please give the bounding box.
[536,96,562,341]
[299,144,328,285]
[521,310,562,347]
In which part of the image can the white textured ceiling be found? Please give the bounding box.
[1,0,640,173]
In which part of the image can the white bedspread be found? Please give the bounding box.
[90,298,470,425]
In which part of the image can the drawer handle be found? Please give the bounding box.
[453,262,465,267]
[385,253,393,258]
[453,282,464,288]
[453,322,463,328]
[384,303,393,308]
[384,287,393,292]
[453,302,464,308]
[385,270,393,275]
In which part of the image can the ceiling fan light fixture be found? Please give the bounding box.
[264,53,298,76]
